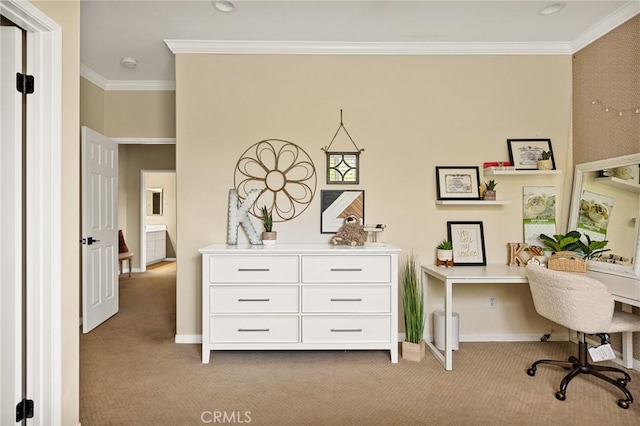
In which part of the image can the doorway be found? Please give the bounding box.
[140,170,177,271]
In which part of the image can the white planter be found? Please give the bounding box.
[437,249,453,261]
[537,159,553,170]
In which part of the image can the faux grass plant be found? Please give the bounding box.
[402,253,424,344]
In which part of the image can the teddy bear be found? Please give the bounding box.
[330,215,367,246]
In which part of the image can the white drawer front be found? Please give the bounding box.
[302,255,390,283]
[210,316,298,343]
[302,286,390,313]
[209,255,298,283]
[210,286,298,313]
[302,316,390,343]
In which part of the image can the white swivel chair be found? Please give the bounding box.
[525,264,640,409]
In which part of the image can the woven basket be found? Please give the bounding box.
[547,251,586,273]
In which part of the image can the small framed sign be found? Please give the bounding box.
[447,221,486,266]
[435,166,481,200]
[507,139,555,170]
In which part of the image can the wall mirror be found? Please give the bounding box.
[568,153,640,278]
[146,187,163,216]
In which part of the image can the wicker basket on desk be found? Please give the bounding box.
[547,251,587,273]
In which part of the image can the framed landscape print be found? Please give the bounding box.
[435,166,481,200]
[507,139,555,170]
[447,221,486,266]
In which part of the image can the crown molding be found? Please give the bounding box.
[80,64,175,91]
[111,138,176,145]
[571,1,640,53]
[164,40,572,55]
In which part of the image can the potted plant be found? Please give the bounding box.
[539,231,581,254]
[436,239,453,266]
[401,252,425,362]
[575,234,610,260]
[537,150,553,170]
[482,179,498,200]
[260,205,277,245]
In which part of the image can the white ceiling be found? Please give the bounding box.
[80,1,639,88]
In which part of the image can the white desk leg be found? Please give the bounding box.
[621,303,633,369]
[444,279,453,371]
[422,268,447,369]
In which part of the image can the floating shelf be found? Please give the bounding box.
[595,176,640,193]
[483,169,562,176]
[435,200,512,206]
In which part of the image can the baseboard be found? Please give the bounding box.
[419,332,567,343]
[175,334,202,344]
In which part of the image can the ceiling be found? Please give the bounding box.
[80,1,639,88]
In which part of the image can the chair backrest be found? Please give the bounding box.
[526,265,614,334]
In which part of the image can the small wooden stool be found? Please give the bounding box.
[118,252,134,277]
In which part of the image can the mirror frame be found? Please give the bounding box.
[568,153,640,279]
[147,187,163,216]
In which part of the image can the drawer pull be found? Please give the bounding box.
[238,328,270,332]
[238,268,270,272]
[330,298,362,302]
[330,268,363,272]
[238,298,270,302]
[330,328,363,333]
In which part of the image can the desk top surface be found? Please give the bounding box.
[422,264,640,306]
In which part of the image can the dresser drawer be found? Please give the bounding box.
[210,286,298,313]
[302,255,391,283]
[210,316,298,343]
[208,255,298,283]
[302,286,390,313]
[302,316,390,343]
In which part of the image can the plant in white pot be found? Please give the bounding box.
[260,206,277,245]
[436,240,453,267]
[537,150,553,170]
[401,253,425,362]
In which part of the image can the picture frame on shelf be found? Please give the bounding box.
[435,166,481,200]
[320,190,365,234]
[507,139,555,170]
[447,221,487,266]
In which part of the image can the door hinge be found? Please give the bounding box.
[16,399,34,422]
[16,73,35,95]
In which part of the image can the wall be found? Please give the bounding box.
[175,54,572,339]
[31,1,80,424]
[104,90,175,138]
[145,171,177,258]
[573,15,640,361]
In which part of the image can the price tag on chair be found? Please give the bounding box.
[588,343,616,362]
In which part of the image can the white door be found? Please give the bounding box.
[0,26,23,424]
[81,127,119,333]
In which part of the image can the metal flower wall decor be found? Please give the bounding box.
[234,139,317,222]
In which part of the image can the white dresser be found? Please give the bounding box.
[199,243,400,364]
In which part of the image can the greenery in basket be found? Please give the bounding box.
[402,252,424,344]
[540,150,552,160]
[436,240,453,250]
[575,234,610,260]
[260,206,273,232]
[539,231,581,253]
[484,179,498,191]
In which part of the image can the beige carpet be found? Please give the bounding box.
[80,262,640,425]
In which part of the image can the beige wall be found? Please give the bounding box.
[145,171,177,258]
[175,54,573,338]
[79,77,104,134]
[573,15,640,165]
[31,1,80,425]
[104,90,176,138]
[573,15,640,361]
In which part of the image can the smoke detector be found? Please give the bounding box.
[120,57,138,69]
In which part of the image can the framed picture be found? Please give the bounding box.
[435,166,481,200]
[320,190,365,234]
[507,139,555,170]
[447,221,486,266]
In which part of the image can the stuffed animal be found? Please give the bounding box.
[330,215,367,246]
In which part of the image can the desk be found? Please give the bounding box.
[421,264,640,371]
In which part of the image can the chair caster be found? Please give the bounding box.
[568,356,578,364]
[527,368,536,376]
[617,378,628,387]
[555,391,566,401]
[617,399,630,409]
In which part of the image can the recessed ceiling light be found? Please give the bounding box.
[120,57,138,69]
[213,1,235,13]
[539,3,566,16]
